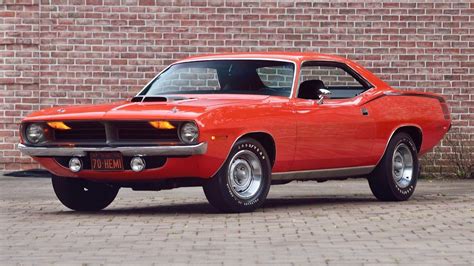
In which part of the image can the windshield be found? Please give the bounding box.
[140,60,295,97]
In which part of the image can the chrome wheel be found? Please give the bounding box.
[227,150,263,199]
[392,143,414,189]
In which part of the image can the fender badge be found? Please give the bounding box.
[171,107,179,113]
[57,108,66,113]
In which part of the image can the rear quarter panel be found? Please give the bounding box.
[365,94,450,163]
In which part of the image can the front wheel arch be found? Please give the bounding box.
[236,132,276,167]
[203,137,272,212]
[207,131,276,179]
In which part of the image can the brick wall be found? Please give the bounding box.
[1,0,40,170]
[1,1,473,175]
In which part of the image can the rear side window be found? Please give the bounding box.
[299,62,371,99]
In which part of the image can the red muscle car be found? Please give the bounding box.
[19,52,451,213]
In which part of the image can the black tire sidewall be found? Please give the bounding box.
[52,175,118,211]
[384,133,419,200]
[212,138,271,212]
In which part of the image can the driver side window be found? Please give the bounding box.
[298,62,371,100]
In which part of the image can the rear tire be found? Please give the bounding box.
[368,132,419,201]
[203,138,271,213]
[52,175,119,211]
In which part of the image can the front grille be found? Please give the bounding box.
[50,121,180,144]
[53,122,106,142]
[115,121,179,142]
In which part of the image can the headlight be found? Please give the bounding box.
[25,123,45,144]
[179,122,199,144]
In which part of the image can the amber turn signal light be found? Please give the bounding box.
[47,121,71,130]
[149,121,175,130]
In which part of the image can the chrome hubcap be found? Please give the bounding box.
[392,143,414,188]
[228,150,262,199]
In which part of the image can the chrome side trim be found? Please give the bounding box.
[272,165,375,181]
[18,142,207,157]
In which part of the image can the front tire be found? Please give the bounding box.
[52,175,119,211]
[203,138,271,213]
[368,132,419,201]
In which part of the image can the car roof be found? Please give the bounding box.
[173,52,388,89]
[176,52,350,64]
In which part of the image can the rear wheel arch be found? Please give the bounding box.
[373,124,423,172]
[369,131,419,201]
[392,126,423,152]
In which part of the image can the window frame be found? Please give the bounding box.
[146,65,222,94]
[137,58,298,98]
[297,61,374,100]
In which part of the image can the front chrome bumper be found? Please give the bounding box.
[18,142,208,157]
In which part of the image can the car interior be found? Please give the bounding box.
[297,79,327,100]
[297,62,372,100]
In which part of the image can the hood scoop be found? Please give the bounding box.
[131,95,190,103]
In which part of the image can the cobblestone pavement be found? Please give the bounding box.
[1,174,473,265]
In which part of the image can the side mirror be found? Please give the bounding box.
[317,88,332,104]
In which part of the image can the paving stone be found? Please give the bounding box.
[1,175,473,265]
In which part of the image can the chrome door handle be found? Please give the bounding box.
[296,110,310,114]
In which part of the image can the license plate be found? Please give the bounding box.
[90,152,124,171]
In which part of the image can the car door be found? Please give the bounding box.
[291,61,376,171]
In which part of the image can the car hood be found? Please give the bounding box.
[23,94,271,122]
